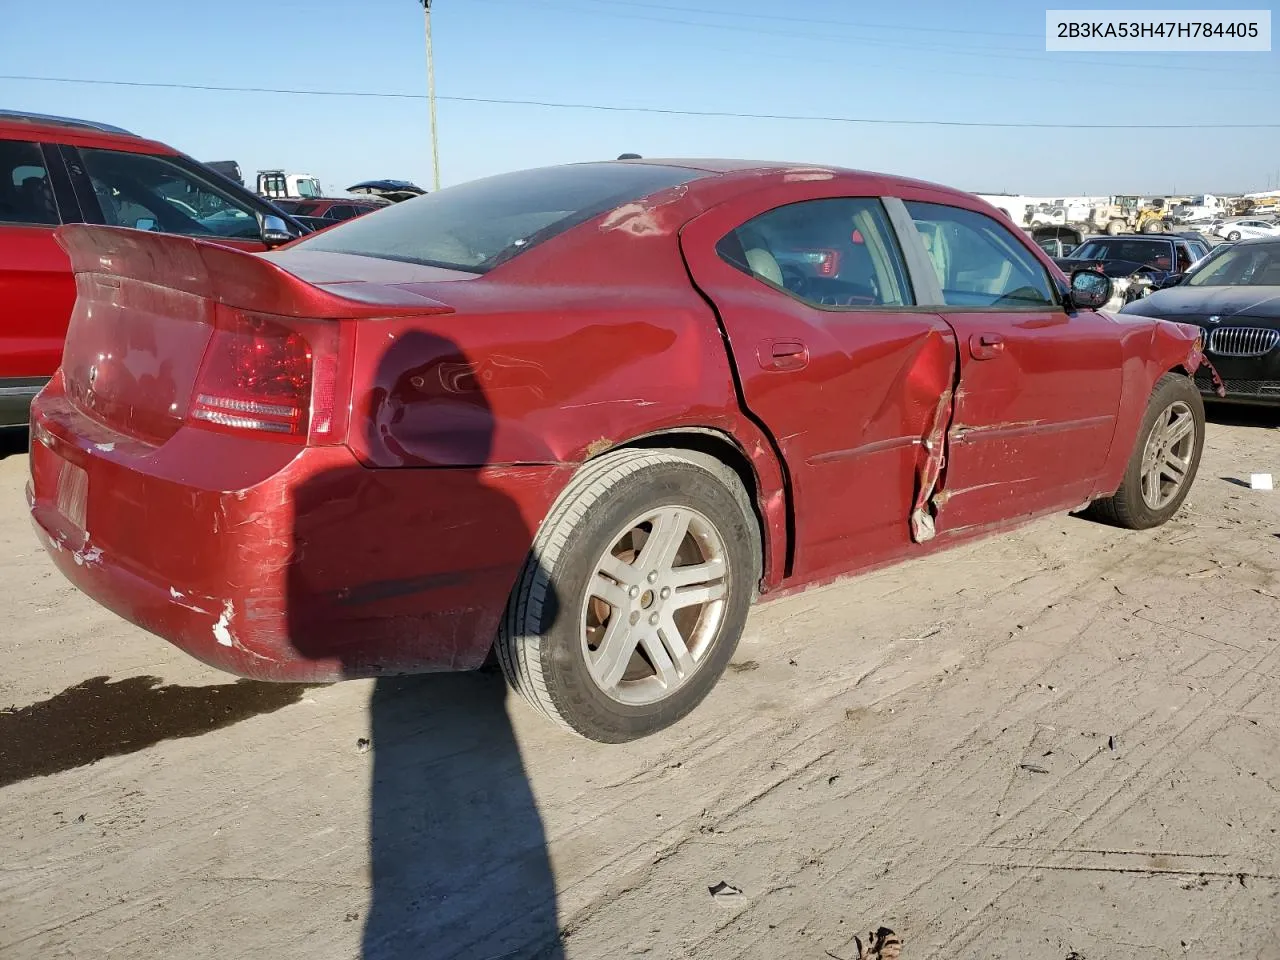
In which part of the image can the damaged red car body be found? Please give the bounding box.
[28,160,1210,742]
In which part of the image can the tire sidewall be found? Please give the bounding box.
[536,460,756,742]
[1119,375,1205,527]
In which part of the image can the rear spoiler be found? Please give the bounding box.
[55,225,454,319]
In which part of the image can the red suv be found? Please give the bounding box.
[0,110,307,428]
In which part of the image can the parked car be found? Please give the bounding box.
[1121,236,1280,404]
[1035,236,1078,258]
[0,110,309,430]
[1212,219,1280,242]
[29,160,1209,742]
[1053,234,1211,309]
[288,196,388,224]
[347,179,426,204]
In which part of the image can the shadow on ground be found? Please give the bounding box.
[358,672,564,959]
[286,329,566,959]
[1205,402,1280,429]
[0,428,28,460]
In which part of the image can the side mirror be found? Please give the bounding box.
[259,213,295,248]
[1069,269,1113,310]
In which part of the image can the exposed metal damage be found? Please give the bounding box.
[910,389,954,543]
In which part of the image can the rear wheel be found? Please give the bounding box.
[1106,219,1124,235]
[1228,230,1242,241]
[497,449,759,742]
[1086,373,1204,530]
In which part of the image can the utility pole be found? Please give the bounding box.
[421,0,441,191]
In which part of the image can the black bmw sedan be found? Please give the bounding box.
[1122,237,1280,405]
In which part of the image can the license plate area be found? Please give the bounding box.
[56,460,89,534]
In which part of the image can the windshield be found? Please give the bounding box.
[1070,238,1169,265]
[296,178,322,198]
[1187,243,1280,286]
[295,162,708,273]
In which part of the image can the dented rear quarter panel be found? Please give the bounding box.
[325,180,796,589]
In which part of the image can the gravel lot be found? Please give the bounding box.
[2,406,1279,960]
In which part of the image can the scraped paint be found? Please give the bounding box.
[213,600,235,647]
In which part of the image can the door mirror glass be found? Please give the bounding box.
[134,217,157,231]
[1070,269,1112,309]
[259,213,294,248]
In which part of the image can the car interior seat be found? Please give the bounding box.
[738,226,783,286]
[17,176,57,223]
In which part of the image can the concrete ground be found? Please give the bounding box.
[2,407,1279,960]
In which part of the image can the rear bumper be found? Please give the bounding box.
[29,393,572,682]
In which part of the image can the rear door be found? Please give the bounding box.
[680,184,958,581]
[0,137,77,423]
[895,197,1124,532]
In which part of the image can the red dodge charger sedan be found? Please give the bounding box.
[28,160,1209,742]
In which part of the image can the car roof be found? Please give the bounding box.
[0,109,135,136]
[0,109,176,153]
[600,157,979,202]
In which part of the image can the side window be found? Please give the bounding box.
[715,197,913,307]
[78,148,261,240]
[904,201,1057,308]
[0,139,59,226]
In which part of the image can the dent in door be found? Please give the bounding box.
[906,330,958,543]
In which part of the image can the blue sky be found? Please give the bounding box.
[2,0,1278,196]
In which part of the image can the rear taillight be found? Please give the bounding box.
[190,306,352,444]
[816,249,840,276]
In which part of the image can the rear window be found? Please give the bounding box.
[1070,238,1170,264]
[295,162,708,273]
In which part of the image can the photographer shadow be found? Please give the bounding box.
[286,330,565,959]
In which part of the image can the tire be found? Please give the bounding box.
[497,448,760,742]
[1086,373,1205,530]
[1142,220,1164,234]
[1106,220,1124,235]
[1228,231,1242,241]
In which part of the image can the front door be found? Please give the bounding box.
[64,145,272,252]
[680,188,958,582]
[896,197,1124,534]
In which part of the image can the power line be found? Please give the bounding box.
[555,0,1039,38]
[469,0,1279,77]
[3,74,1279,129]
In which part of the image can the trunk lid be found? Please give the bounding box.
[55,226,454,446]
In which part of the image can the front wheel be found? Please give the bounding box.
[497,449,760,742]
[1086,373,1205,530]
